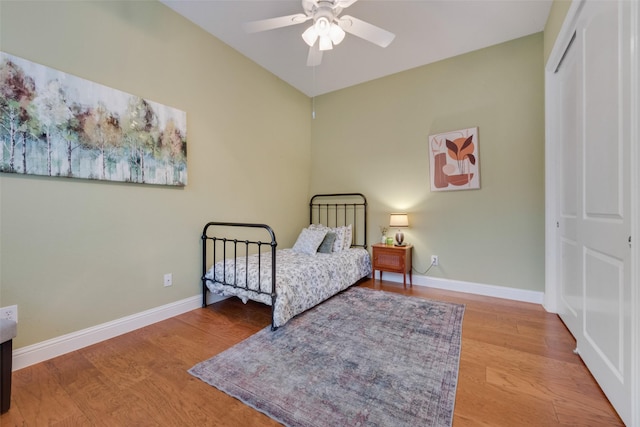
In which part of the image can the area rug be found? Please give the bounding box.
[189,287,465,427]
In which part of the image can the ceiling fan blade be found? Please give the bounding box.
[338,15,395,48]
[307,44,323,67]
[243,13,310,33]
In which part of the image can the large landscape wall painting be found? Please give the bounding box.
[0,52,187,186]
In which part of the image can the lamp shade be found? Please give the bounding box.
[319,35,333,51]
[302,25,319,47]
[328,23,345,45]
[389,213,409,228]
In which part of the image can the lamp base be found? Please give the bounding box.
[395,231,405,246]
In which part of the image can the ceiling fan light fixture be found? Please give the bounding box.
[315,16,330,35]
[319,35,333,51]
[302,25,319,47]
[329,23,345,45]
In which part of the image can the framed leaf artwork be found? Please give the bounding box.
[428,127,480,192]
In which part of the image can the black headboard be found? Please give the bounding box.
[309,193,367,249]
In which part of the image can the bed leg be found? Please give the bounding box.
[202,281,208,307]
[271,292,277,331]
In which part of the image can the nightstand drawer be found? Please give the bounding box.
[374,250,407,272]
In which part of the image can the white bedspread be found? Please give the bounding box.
[205,248,371,327]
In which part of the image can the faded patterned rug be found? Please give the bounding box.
[189,287,465,427]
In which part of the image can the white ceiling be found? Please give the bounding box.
[160,0,552,97]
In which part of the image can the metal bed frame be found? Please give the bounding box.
[201,193,368,330]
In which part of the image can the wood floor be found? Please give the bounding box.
[1,279,623,426]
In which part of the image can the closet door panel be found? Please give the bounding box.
[583,4,622,218]
[583,248,623,374]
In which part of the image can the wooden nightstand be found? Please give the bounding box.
[372,243,413,287]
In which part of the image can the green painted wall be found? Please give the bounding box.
[0,0,311,348]
[310,33,545,291]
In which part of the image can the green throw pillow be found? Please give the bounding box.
[317,232,337,253]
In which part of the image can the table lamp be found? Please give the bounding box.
[389,213,409,246]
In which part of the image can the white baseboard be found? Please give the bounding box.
[13,295,203,371]
[377,272,545,305]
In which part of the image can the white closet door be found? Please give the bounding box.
[555,1,633,423]
[579,2,632,422]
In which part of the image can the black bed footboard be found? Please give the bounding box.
[201,222,278,329]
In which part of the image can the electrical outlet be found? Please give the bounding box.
[431,255,439,266]
[0,305,18,323]
[163,273,173,287]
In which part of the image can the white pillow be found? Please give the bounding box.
[331,226,347,252]
[342,224,353,250]
[292,228,327,255]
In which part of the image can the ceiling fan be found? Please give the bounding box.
[243,0,395,66]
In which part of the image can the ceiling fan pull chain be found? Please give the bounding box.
[312,65,316,119]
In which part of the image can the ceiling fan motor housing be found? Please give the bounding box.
[303,0,343,22]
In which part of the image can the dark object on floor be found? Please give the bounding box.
[0,319,17,414]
